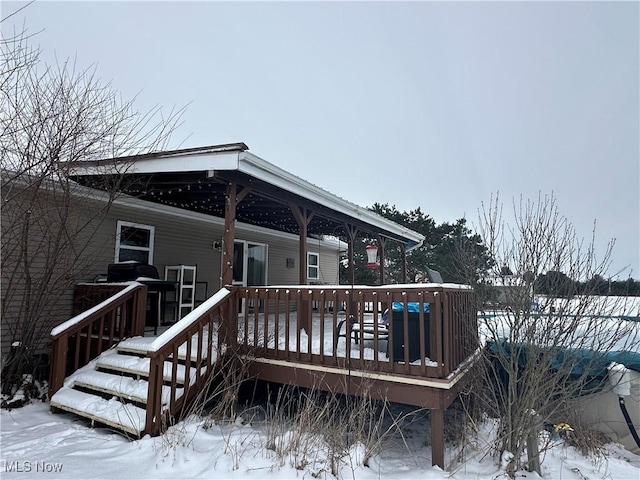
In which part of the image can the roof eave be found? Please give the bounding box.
[238,152,425,247]
[66,145,425,247]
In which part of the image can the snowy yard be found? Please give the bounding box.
[2,400,640,479]
[4,296,640,478]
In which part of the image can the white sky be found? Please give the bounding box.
[4,0,639,279]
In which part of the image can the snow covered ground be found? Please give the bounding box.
[2,398,640,479]
[4,295,640,479]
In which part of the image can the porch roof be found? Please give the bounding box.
[70,143,424,249]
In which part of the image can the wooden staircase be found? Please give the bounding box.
[50,336,201,437]
[49,284,235,438]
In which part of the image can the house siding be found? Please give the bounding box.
[2,184,344,361]
[1,188,115,359]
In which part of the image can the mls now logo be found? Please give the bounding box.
[4,461,63,473]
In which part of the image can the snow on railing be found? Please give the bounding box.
[146,287,232,353]
[51,282,142,337]
[143,287,236,436]
[49,282,147,399]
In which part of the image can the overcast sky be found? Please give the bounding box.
[5,1,639,278]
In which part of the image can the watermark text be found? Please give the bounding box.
[3,460,64,473]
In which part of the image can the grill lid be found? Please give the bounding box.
[107,262,160,282]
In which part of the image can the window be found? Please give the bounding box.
[115,221,155,264]
[307,252,319,281]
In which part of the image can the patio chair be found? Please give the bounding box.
[336,313,389,345]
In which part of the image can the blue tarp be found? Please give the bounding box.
[391,302,430,313]
[382,302,430,325]
[487,340,640,376]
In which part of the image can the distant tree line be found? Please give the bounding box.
[534,271,640,297]
[340,203,640,298]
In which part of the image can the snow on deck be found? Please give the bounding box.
[236,310,438,366]
[147,288,231,353]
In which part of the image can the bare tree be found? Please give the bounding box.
[462,193,640,476]
[0,25,184,396]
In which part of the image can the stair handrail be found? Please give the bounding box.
[144,287,237,435]
[49,282,147,399]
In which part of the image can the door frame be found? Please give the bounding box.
[230,239,268,313]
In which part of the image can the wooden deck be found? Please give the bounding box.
[49,282,478,468]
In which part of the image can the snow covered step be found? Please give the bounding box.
[50,387,145,437]
[117,334,211,362]
[95,350,198,386]
[116,337,156,356]
[72,371,182,407]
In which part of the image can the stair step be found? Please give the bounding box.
[116,337,156,356]
[72,371,182,407]
[50,387,145,437]
[95,350,198,386]
[117,333,211,362]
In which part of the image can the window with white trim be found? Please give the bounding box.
[307,252,319,281]
[115,221,155,264]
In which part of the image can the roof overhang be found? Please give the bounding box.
[70,143,425,250]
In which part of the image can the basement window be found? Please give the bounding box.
[115,221,155,264]
[307,252,319,281]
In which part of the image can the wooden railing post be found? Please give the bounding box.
[48,335,68,400]
[144,356,164,436]
[132,285,148,337]
[219,290,238,348]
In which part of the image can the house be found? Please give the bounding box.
[70,142,426,289]
[3,143,478,469]
[481,273,533,310]
[1,143,425,354]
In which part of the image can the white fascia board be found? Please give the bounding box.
[70,151,240,176]
[238,152,425,249]
[67,148,424,250]
[127,151,240,174]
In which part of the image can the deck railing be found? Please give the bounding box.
[49,282,147,399]
[143,288,236,436]
[232,284,478,379]
[50,282,477,437]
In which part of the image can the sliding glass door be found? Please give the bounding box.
[232,240,267,313]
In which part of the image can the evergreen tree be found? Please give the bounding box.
[339,204,493,285]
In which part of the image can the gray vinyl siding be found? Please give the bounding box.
[96,205,342,295]
[2,185,342,360]
[92,204,222,298]
[1,190,115,358]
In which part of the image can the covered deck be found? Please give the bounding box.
[50,282,477,468]
[54,144,478,467]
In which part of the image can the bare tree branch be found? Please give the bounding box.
[1,25,185,395]
[463,192,639,476]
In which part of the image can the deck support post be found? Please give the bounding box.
[431,407,445,468]
[401,244,408,283]
[376,234,386,285]
[222,182,238,288]
[290,204,315,333]
[222,182,250,288]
